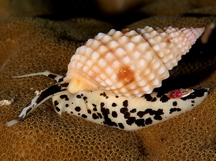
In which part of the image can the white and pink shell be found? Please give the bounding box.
[65,26,204,97]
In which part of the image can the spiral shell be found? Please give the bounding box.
[65,26,204,97]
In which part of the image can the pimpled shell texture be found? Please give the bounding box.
[0,16,215,161]
[65,26,204,97]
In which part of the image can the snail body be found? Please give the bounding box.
[6,26,209,131]
[52,88,209,131]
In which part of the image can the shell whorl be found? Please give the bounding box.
[65,26,204,97]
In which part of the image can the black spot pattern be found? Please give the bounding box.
[172,101,177,106]
[60,94,69,101]
[154,113,163,120]
[100,102,105,108]
[130,109,137,113]
[97,113,102,118]
[135,119,145,127]
[137,108,164,120]
[160,95,170,102]
[143,94,157,102]
[124,110,156,127]
[105,108,110,114]
[169,108,182,114]
[137,109,152,117]
[120,107,128,114]
[76,95,82,99]
[145,118,152,125]
[55,88,208,130]
[83,96,88,101]
[100,102,118,127]
[151,97,157,102]
[112,111,118,118]
[122,100,128,107]
[144,94,152,101]
[75,106,81,112]
[118,123,124,129]
[100,92,109,99]
[56,107,60,112]
[92,104,97,111]
[126,117,136,125]
[82,114,87,118]
[54,100,59,106]
[112,103,117,107]
[92,113,99,119]
[124,112,130,119]
[137,111,145,118]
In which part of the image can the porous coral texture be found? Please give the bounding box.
[0,1,216,161]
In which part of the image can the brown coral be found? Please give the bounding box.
[0,1,216,160]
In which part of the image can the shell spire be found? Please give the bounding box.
[64,26,205,97]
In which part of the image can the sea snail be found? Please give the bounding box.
[7,26,209,131]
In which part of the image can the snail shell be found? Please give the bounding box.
[65,26,204,97]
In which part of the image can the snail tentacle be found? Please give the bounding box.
[12,70,65,83]
[6,82,68,127]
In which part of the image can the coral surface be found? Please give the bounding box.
[0,0,215,160]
